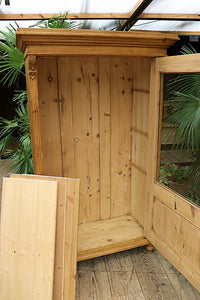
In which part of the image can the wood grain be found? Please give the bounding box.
[77,215,148,261]
[131,57,151,227]
[99,57,111,220]
[37,57,63,176]
[0,178,58,300]
[69,57,100,224]
[110,57,133,218]
[10,174,80,300]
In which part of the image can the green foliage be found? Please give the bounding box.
[0,92,33,174]
[30,12,79,29]
[0,25,25,87]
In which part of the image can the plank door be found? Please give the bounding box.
[145,54,200,292]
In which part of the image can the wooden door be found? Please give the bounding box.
[145,54,200,292]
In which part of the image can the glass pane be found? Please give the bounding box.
[157,73,200,206]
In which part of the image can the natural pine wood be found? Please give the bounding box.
[145,54,200,293]
[25,56,43,174]
[140,13,200,21]
[110,57,133,217]
[10,174,80,300]
[131,57,151,227]
[99,57,111,220]
[0,178,58,300]
[10,175,80,300]
[16,28,178,58]
[37,57,63,176]
[77,215,148,261]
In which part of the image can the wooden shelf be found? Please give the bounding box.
[77,215,149,261]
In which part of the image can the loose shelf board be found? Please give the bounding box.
[10,174,80,300]
[0,177,58,300]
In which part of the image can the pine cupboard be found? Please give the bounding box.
[16,28,200,292]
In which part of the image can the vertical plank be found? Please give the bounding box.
[131,57,151,227]
[58,57,75,177]
[110,57,133,217]
[10,174,80,300]
[37,57,63,176]
[64,178,80,300]
[70,56,100,224]
[99,57,111,220]
[0,178,57,300]
[25,55,43,174]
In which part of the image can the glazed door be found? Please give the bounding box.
[145,54,200,292]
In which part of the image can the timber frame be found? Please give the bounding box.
[0,0,200,32]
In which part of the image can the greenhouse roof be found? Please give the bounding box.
[0,0,200,32]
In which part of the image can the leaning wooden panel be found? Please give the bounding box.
[10,174,80,300]
[0,178,57,300]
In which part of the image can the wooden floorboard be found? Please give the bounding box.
[0,160,200,299]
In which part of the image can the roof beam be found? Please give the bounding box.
[140,13,200,21]
[0,13,129,21]
[118,0,153,31]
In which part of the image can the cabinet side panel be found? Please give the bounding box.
[131,57,151,227]
[25,56,43,174]
[110,57,133,217]
[37,57,63,176]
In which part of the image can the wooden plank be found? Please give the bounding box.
[157,54,200,73]
[77,257,112,300]
[11,174,80,300]
[140,13,200,21]
[131,169,147,226]
[0,178,58,300]
[77,215,148,261]
[0,13,129,20]
[131,57,151,227]
[37,57,63,176]
[99,57,111,220]
[58,57,75,178]
[110,57,133,218]
[25,45,167,58]
[153,182,200,229]
[25,56,43,174]
[131,247,178,299]
[105,252,145,298]
[70,57,100,224]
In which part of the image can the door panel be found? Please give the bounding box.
[145,54,200,292]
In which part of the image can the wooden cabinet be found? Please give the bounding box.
[16,28,200,292]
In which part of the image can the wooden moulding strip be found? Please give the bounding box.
[131,126,149,137]
[131,162,147,176]
[10,174,80,300]
[77,215,149,261]
[0,178,58,300]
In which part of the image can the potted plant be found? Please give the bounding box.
[159,162,189,196]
